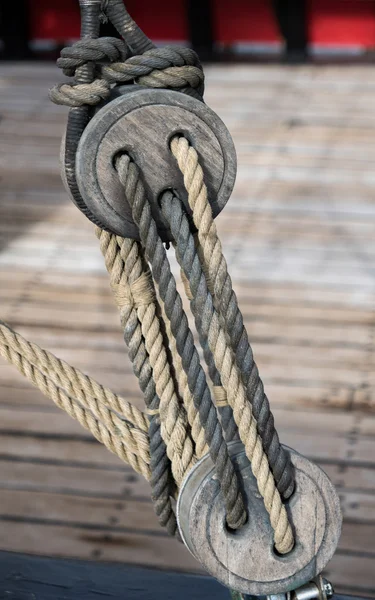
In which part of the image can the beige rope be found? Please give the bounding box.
[170,136,294,554]
[0,323,150,479]
[0,321,147,428]
[160,262,208,459]
[96,229,196,485]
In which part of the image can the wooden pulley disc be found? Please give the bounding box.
[74,86,237,241]
[177,443,342,596]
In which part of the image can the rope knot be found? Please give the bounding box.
[213,386,228,408]
[56,37,128,77]
[101,46,204,96]
[111,273,155,311]
[50,42,204,107]
[49,79,110,107]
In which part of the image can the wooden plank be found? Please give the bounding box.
[0,434,124,467]
[0,488,155,524]
[0,550,363,600]
[0,521,201,571]
[0,551,219,600]
[0,460,150,499]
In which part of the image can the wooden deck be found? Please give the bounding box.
[0,62,375,597]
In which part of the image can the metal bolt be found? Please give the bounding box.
[322,579,334,599]
[228,576,334,600]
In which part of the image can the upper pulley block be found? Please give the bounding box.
[68,86,237,241]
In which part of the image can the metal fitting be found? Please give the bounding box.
[231,575,334,600]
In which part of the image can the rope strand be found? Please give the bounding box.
[170,135,295,500]
[115,153,247,531]
[0,323,150,479]
[160,193,294,554]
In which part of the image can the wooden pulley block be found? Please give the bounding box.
[177,443,342,596]
[72,86,237,241]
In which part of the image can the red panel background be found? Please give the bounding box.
[28,0,375,48]
[213,0,280,43]
[125,1,187,41]
[308,0,375,46]
[29,0,80,41]
[28,0,187,41]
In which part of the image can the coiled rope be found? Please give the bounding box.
[0,3,296,556]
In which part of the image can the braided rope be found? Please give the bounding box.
[0,323,150,478]
[115,153,247,530]
[0,321,147,431]
[96,229,191,536]
[180,268,237,443]
[49,42,204,108]
[57,37,128,76]
[158,282,209,459]
[98,229,196,485]
[170,136,295,500]
[160,194,294,554]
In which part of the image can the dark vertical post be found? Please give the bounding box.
[186,0,214,60]
[0,0,31,59]
[272,0,308,62]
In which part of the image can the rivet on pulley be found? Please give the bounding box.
[73,86,237,241]
[177,442,342,596]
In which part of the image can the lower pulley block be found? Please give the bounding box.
[177,443,342,596]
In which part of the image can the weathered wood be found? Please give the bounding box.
[177,444,342,595]
[75,87,237,240]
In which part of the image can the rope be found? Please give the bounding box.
[157,289,209,460]
[57,37,128,76]
[96,228,193,537]
[170,136,295,500]
[115,153,247,531]
[180,268,237,443]
[0,322,150,479]
[49,41,204,108]
[160,193,294,554]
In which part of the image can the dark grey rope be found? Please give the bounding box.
[120,260,179,537]
[208,262,295,497]
[62,0,106,227]
[115,154,247,530]
[199,334,239,443]
[57,37,128,77]
[160,192,295,499]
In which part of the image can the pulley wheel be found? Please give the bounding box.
[177,443,342,596]
[73,86,237,241]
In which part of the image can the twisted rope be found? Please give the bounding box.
[157,285,209,460]
[14,1,297,554]
[0,322,150,479]
[49,41,204,108]
[57,37,128,76]
[180,268,238,443]
[96,229,192,536]
[160,193,294,554]
[115,153,247,531]
[170,136,295,500]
